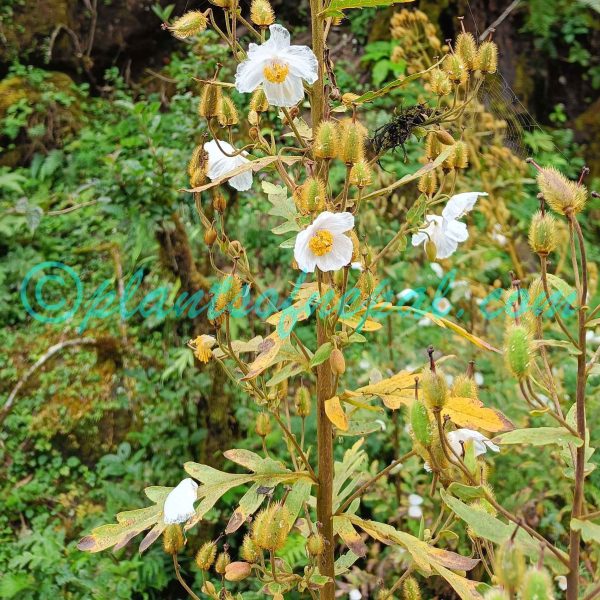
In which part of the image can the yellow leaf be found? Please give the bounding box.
[338,313,383,332]
[325,396,349,431]
[354,371,418,409]
[443,396,514,433]
[241,331,283,380]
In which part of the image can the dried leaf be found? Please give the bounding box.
[325,396,349,431]
[443,396,514,433]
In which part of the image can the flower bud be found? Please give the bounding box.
[188,145,208,178]
[314,120,338,159]
[430,69,452,96]
[250,0,275,26]
[218,96,239,127]
[306,533,325,556]
[349,160,373,188]
[168,11,208,39]
[456,32,477,70]
[403,576,422,600]
[410,399,432,446]
[377,589,392,600]
[215,551,231,575]
[214,274,243,314]
[444,54,468,85]
[421,369,448,410]
[250,87,269,112]
[252,503,290,551]
[204,225,218,246]
[195,541,217,570]
[330,348,346,375]
[425,239,438,262]
[444,140,469,170]
[297,177,327,214]
[528,211,557,255]
[337,118,366,165]
[255,412,271,437]
[451,374,478,400]
[190,168,207,188]
[425,132,442,161]
[435,129,455,146]
[521,567,554,600]
[241,534,261,563]
[163,524,184,555]
[418,169,437,195]
[198,83,223,118]
[494,538,525,591]
[357,270,378,297]
[537,167,587,215]
[224,561,252,582]
[475,41,498,74]
[505,325,531,379]
[295,386,312,417]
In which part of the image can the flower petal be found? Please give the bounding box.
[163,478,198,524]
[442,191,487,221]
[230,170,253,192]
[204,139,251,190]
[266,24,291,50]
[294,227,318,273]
[235,57,266,93]
[284,45,319,84]
[263,75,304,107]
[315,233,353,272]
[444,218,469,243]
[312,211,355,234]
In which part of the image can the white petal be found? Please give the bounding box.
[411,231,428,247]
[408,505,423,519]
[442,191,486,221]
[312,211,354,234]
[204,140,252,190]
[294,227,318,273]
[266,24,291,50]
[163,478,198,524]
[444,218,469,243]
[412,215,440,247]
[235,56,267,93]
[408,493,423,506]
[315,234,353,272]
[430,230,459,259]
[263,75,304,107]
[484,439,500,453]
[230,170,253,192]
[283,45,319,83]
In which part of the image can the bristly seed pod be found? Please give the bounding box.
[252,503,291,551]
[444,54,468,85]
[456,32,477,70]
[163,524,184,555]
[529,210,557,255]
[421,368,448,410]
[167,11,208,39]
[188,144,208,179]
[446,140,469,169]
[475,41,498,74]
[418,169,437,196]
[402,576,422,600]
[295,386,311,417]
[241,534,261,563]
[494,538,525,591]
[536,167,587,216]
[218,96,239,127]
[349,160,373,188]
[250,87,269,112]
[296,177,327,214]
[204,225,217,246]
[521,567,555,600]
[250,0,275,27]
[410,399,432,446]
[255,412,271,437]
[482,590,510,600]
[213,192,227,213]
[195,541,217,570]
[214,551,231,575]
[198,83,223,118]
[425,131,442,161]
[306,533,325,556]
[451,374,478,400]
[330,348,346,375]
[314,120,338,159]
[505,325,531,379]
[337,118,366,165]
[430,68,452,96]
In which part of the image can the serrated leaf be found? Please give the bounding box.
[443,396,514,433]
[353,370,417,409]
[494,427,582,447]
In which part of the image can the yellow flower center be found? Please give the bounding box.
[263,61,290,84]
[308,230,334,256]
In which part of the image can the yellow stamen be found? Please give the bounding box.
[263,61,289,84]
[309,230,334,256]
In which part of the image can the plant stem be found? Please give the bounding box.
[173,555,202,600]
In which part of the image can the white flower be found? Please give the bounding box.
[474,371,484,386]
[163,478,198,524]
[447,428,499,459]
[349,590,362,600]
[294,211,354,273]
[408,493,424,519]
[204,139,252,191]
[235,24,318,107]
[412,192,487,259]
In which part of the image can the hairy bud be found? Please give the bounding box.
[241,534,261,563]
[475,41,498,74]
[218,96,239,127]
[430,68,452,96]
[198,83,223,118]
[195,541,217,570]
[250,87,269,112]
[314,120,338,159]
[403,576,422,600]
[445,140,469,170]
[483,591,510,600]
[163,525,184,555]
[168,11,208,39]
[418,169,438,196]
[537,167,587,216]
[213,192,227,213]
[494,538,525,591]
[255,412,271,437]
[204,225,218,246]
[456,32,477,70]
[250,0,275,27]
[425,132,443,161]
[444,54,468,85]
[337,118,366,165]
[349,160,373,188]
[421,369,448,410]
[209,0,233,8]
[296,177,327,214]
[529,211,557,255]
[411,400,432,446]
[295,386,312,417]
[252,503,290,551]
[451,374,478,400]
[505,325,531,379]
[306,533,325,556]
[215,551,231,575]
[521,567,554,600]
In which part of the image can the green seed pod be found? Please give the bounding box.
[451,374,478,400]
[337,118,366,165]
[421,369,448,410]
[430,68,452,96]
[349,160,373,188]
[377,589,392,600]
[537,167,587,216]
[255,412,271,437]
[314,120,338,159]
[252,503,290,551]
[521,567,555,600]
[218,96,239,127]
[198,83,223,119]
[163,524,184,555]
[505,325,531,379]
[168,11,208,39]
[250,87,269,112]
[195,541,217,570]
[294,386,311,417]
[529,211,558,255]
[411,400,432,446]
[306,533,325,556]
[403,576,422,600]
[330,348,346,375]
[214,551,231,575]
[475,41,498,74]
[444,54,468,85]
[456,32,477,70]
[299,177,327,213]
[418,169,438,196]
[494,538,525,591]
[241,534,261,563]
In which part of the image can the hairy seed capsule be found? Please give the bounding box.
[403,576,422,600]
[213,192,227,213]
[475,41,498,74]
[537,167,587,215]
[163,524,184,555]
[224,561,252,582]
[252,503,290,551]
[198,83,223,118]
[435,129,455,146]
[214,274,243,314]
[421,369,448,410]
[529,211,557,255]
[330,348,346,375]
[214,551,230,575]
[306,533,325,556]
[188,145,208,178]
[295,386,312,417]
[410,400,432,446]
[250,87,269,112]
[218,96,239,127]
[425,132,442,161]
[418,169,438,196]
[521,567,554,600]
[314,120,338,159]
[451,141,469,169]
[494,538,525,591]
[349,160,373,188]
[195,541,217,570]
[358,270,378,297]
[209,0,232,7]
[456,32,477,70]
[444,54,468,85]
[168,11,208,39]
[241,534,261,563]
[505,325,531,379]
[337,118,366,165]
[204,226,217,246]
[451,374,478,400]
[377,589,392,600]
[250,0,275,26]
[430,68,452,96]
[299,177,327,213]
[349,230,360,262]
[255,412,271,437]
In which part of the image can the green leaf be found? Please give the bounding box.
[447,483,486,501]
[494,427,583,447]
[571,518,600,544]
[545,273,578,307]
[322,0,415,18]
[310,342,333,368]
